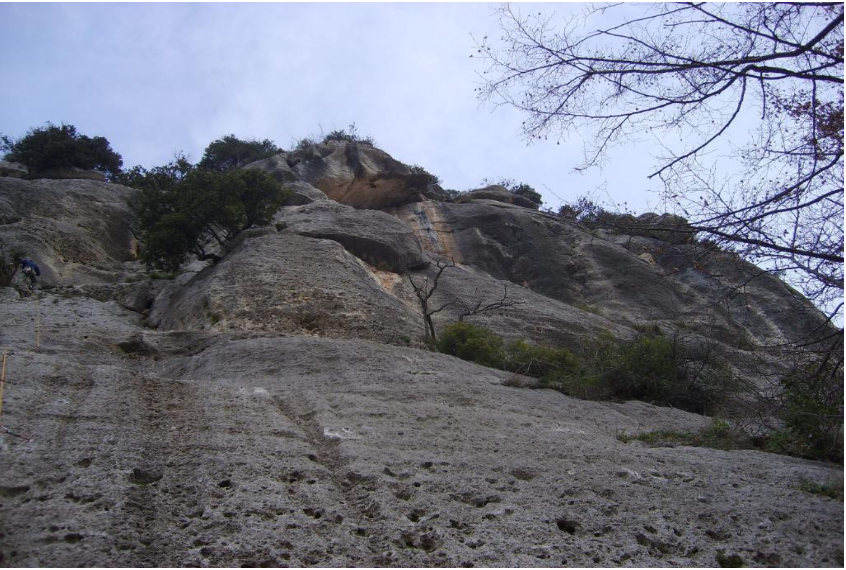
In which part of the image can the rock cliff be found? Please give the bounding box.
[0,142,841,567]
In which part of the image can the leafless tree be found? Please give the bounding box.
[406,258,459,342]
[406,259,520,342]
[475,2,843,322]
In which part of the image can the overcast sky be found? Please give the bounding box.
[0,2,670,212]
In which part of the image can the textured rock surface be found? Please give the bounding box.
[151,231,421,344]
[0,178,137,286]
[0,160,28,179]
[278,200,427,273]
[0,295,841,567]
[459,185,540,209]
[29,167,108,182]
[391,200,828,348]
[247,141,432,210]
[0,174,841,567]
[282,180,329,206]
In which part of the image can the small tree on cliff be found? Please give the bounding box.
[407,258,458,342]
[2,122,123,177]
[133,159,289,271]
[197,134,281,172]
[406,258,519,343]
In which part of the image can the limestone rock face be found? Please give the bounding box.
[278,200,427,273]
[248,141,431,209]
[460,185,539,209]
[152,231,421,344]
[29,166,108,182]
[0,168,841,568]
[0,293,841,567]
[0,160,28,179]
[391,200,828,348]
[281,180,328,206]
[0,177,137,286]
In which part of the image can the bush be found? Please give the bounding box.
[481,177,543,207]
[505,339,582,386]
[112,152,193,193]
[765,356,844,462]
[601,331,733,414]
[321,123,375,146]
[436,322,505,368]
[509,183,543,207]
[618,419,755,452]
[558,196,604,221]
[436,323,731,414]
[133,159,290,271]
[293,136,319,151]
[408,164,441,187]
[3,123,123,177]
[798,479,843,500]
[603,334,681,402]
[197,135,281,171]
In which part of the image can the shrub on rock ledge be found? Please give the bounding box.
[436,322,505,368]
[135,163,289,271]
[197,135,282,172]
[2,122,123,178]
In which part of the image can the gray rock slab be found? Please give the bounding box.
[281,180,329,206]
[0,325,840,567]
[248,142,430,210]
[278,200,426,272]
[0,160,28,179]
[152,231,422,345]
[0,178,138,287]
[461,185,539,209]
[391,200,830,349]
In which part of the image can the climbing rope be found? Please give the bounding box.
[34,290,41,351]
[0,283,43,442]
[0,351,6,422]
[0,351,32,442]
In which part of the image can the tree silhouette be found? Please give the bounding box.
[476,3,843,320]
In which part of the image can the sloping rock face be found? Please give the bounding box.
[282,180,329,206]
[459,184,539,209]
[0,160,28,179]
[0,168,842,567]
[152,231,421,344]
[278,200,427,273]
[0,177,138,286]
[29,166,108,182]
[391,200,829,349]
[0,294,841,567]
[247,141,432,209]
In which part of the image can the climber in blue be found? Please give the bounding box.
[14,256,41,290]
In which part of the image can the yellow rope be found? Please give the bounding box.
[0,351,7,423]
[35,291,41,351]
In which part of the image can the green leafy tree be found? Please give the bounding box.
[197,135,281,172]
[773,354,844,462]
[509,183,542,207]
[3,122,123,177]
[112,152,193,193]
[134,159,289,271]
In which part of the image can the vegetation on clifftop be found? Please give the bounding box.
[2,122,123,177]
